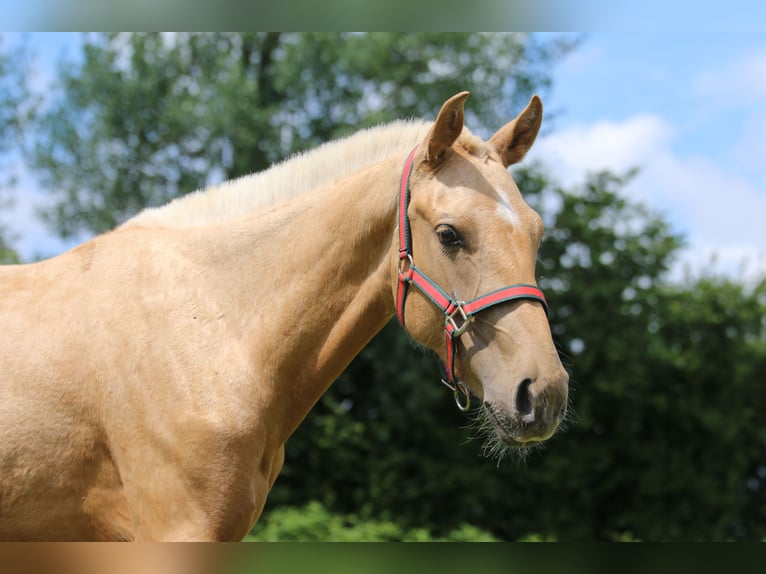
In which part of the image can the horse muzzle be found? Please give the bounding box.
[484,372,569,446]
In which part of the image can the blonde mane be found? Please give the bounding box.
[124,120,442,230]
[124,119,488,230]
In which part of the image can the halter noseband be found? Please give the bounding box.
[395,145,548,411]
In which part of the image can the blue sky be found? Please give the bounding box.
[529,32,766,281]
[3,32,766,281]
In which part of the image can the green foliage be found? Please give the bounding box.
[0,234,19,265]
[639,276,766,539]
[0,35,35,263]
[514,167,766,540]
[0,36,32,155]
[245,501,498,542]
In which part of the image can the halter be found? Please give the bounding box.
[395,145,548,411]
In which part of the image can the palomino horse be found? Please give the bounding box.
[0,92,568,541]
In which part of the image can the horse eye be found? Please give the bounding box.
[436,225,462,247]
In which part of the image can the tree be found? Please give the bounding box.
[0,36,30,159]
[0,35,34,265]
[27,32,574,237]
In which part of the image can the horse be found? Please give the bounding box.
[0,92,569,541]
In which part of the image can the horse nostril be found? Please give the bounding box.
[515,378,534,419]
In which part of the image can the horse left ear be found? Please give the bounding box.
[489,95,543,167]
[423,91,470,163]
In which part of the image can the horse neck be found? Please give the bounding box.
[213,156,402,440]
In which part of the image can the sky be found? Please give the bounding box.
[3,32,766,283]
[530,32,766,282]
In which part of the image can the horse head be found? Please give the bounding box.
[394,92,569,452]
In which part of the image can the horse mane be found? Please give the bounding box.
[123,120,446,230]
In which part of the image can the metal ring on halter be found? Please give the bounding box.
[454,380,471,411]
[441,377,471,411]
[398,252,414,275]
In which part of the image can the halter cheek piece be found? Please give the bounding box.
[395,146,549,412]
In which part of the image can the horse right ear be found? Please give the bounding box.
[423,91,470,163]
[489,95,543,167]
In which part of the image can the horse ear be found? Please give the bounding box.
[423,91,470,163]
[489,95,543,167]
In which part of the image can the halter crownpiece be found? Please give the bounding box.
[395,145,549,411]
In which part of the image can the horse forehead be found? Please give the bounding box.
[442,156,527,225]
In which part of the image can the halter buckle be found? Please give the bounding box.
[446,302,473,337]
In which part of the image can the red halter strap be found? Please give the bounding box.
[395,145,548,411]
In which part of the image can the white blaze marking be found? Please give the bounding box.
[495,188,520,226]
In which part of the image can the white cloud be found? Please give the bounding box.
[528,113,766,283]
[640,153,766,282]
[529,114,672,185]
[694,50,766,102]
[731,110,766,183]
